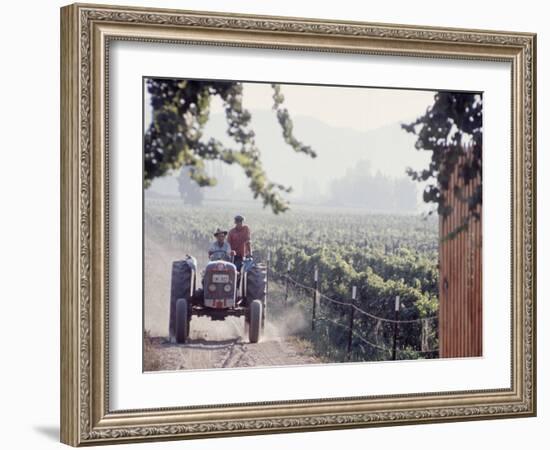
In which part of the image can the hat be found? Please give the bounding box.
[213,228,228,237]
[234,214,245,222]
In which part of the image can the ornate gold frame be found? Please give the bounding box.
[60,3,537,446]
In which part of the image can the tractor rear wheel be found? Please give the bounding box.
[248,300,263,343]
[245,264,267,327]
[245,264,267,302]
[170,260,194,339]
[175,298,190,343]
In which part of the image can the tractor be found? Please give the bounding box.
[169,249,267,344]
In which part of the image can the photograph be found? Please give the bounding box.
[142,78,483,372]
[57,2,536,445]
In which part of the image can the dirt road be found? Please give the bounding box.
[144,226,322,371]
[145,315,321,371]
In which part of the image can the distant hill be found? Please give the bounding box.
[147,110,431,211]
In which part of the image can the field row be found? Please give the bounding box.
[145,198,440,360]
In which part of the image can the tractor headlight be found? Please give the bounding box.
[208,284,216,292]
[223,284,232,293]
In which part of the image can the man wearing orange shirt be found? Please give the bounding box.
[227,214,251,272]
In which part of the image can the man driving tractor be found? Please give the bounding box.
[208,228,232,260]
[227,215,251,272]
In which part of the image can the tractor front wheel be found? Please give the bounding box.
[248,300,263,343]
[175,298,190,343]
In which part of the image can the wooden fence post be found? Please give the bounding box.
[347,286,357,360]
[392,295,400,360]
[284,261,291,305]
[312,266,318,331]
[266,249,271,302]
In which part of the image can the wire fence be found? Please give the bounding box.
[284,272,437,324]
[269,265,439,361]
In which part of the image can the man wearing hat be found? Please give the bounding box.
[208,228,232,260]
[227,215,251,272]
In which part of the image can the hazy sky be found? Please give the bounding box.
[218,83,434,133]
[144,81,435,134]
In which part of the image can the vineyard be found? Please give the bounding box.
[145,197,440,363]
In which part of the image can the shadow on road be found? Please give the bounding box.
[152,336,240,350]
